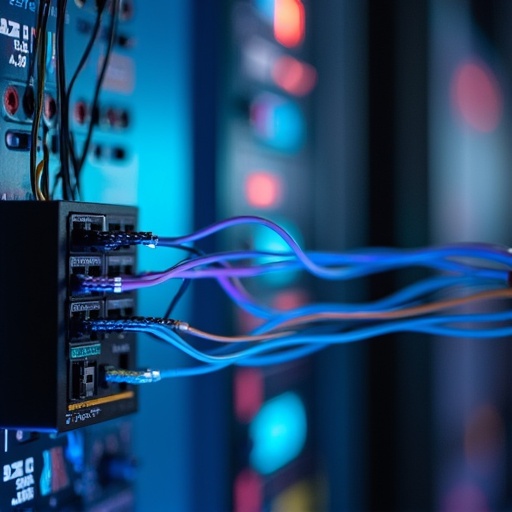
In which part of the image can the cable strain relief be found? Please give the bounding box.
[87,317,182,332]
[105,368,161,384]
[79,276,123,293]
[72,229,158,251]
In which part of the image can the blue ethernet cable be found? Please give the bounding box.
[85,216,512,386]
[96,309,512,370]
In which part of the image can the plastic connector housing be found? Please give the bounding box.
[0,201,138,432]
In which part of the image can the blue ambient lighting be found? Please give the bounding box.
[65,431,85,473]
[39,450,52,497]
[249,391,307,475]
[254,0,275,23]
[251,94,306,153]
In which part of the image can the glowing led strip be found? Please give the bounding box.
[68,391,134,411]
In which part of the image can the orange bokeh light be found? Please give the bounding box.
[274,0,305,48]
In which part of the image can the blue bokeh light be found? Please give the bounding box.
[251,94,306,153]
[249,391,307,475]
[254,0,275,23]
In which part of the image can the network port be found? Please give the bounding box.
[70,213,106,251]
[71,360,97,400]
[70,213,105,231]
[106,297,134,319]
[107,254,134,276]
[107,216,135,233]
[69,300,103,340]
[70,255,103,295]
[70,255,103,276]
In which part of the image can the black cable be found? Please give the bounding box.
[72,0,120,193]
[67,3,107,100]
[42,123,51,199]
[56,0,72,200]
[29,0,50,199]
[27,0,47,81]
[63,1,107,198]
[163,279,192,319]
[53,0,105,199]
[162,246,204,319]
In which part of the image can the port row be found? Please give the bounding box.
[3,84,57,124]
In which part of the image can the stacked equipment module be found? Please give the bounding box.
[0,0,139,509]
[0,201,138,432]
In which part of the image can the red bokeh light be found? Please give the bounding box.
[272,289,309,311]
[272,55,317,96]
[245,171,283,209]
[234,368,264,423]
[451,59,503,132]
[234,469,262,512]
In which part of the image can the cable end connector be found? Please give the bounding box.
[78,276,123,293]
[79,317,182,334]
[105,368,161,385]
[173,321,190,333]
[72,229,158,251]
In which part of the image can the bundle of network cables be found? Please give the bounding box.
[73,215,512,384]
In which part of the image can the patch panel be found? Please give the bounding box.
[72,100,132,131]
[2,82,58,127]
[0,201,138,432]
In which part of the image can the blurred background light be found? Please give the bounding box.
[463,403,505,474]
[250,93,306,152]
[441,483,490,512]
[272,55,317,96]
[249,391,307,475]
[252,217,303,286]
[274,0,305,48]
[234,368,264,423]
[254,0,275,24]
[234,468,263,512]
[451,59,503,133]
[245,170,283,209]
